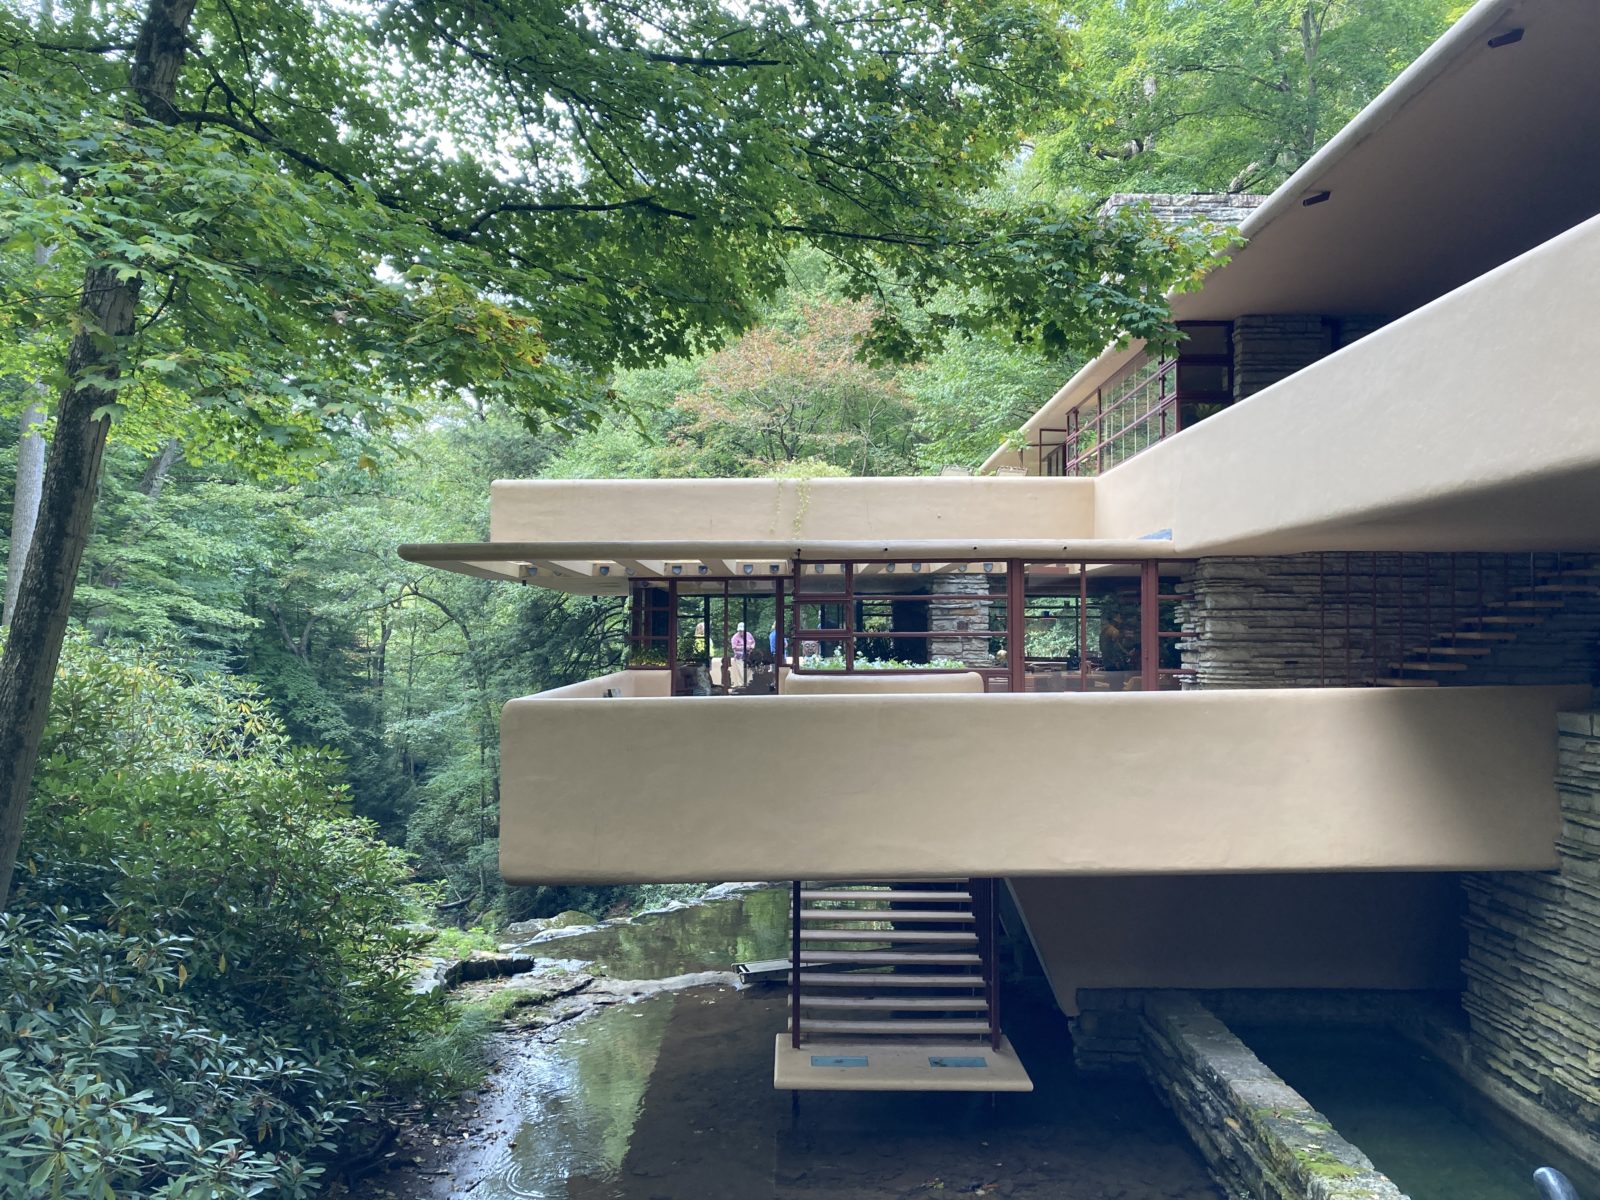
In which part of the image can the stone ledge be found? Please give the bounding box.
[1092,991,1409,1200]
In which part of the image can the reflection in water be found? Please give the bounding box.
[383,894,1600,1200]
[505,887,790,979]
[400,888,1220,1200]
[1239,1026,1600,1200]
[486,997,677,1200]
[461,889,793,1200]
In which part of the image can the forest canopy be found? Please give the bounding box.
[0,0,1459,1193]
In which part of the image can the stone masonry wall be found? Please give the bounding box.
[1462,713,1600,1139]
[928,573,996,666]
[1230,314,1392,402]
[1177,554,1600,689]
[1179,553,1600,1165]
[1101,193,1268,229]
[1080,992,1406,1200]
[1233,315,1334,402]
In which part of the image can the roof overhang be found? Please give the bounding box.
[398,538,1184,592]
[1174,0,1600,321]
[986,0,1600,469]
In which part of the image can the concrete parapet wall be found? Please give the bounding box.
[490,476,1094,545]
[1093,213,1600,553]
[500,684,1578,883]
[779,670,984,695]
[527,669,672,699]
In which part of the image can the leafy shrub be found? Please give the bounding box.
[0,912,328,1198]
[425,924,501,959]
[4,639,450,1197]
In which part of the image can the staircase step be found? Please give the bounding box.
[812,879,966,886]
[800,929,977,943]
[1443,631,1518,641]
[1516,584,1600,595]
[791,1018,991,1036]
[799,909,974,922]
[800,996,990,1011]
[875,878,967,883]
[1460,616,1547,626]
[800,889,971,903]
[1390,661,1471,672]
[1492,600,1565,609]
[795,972,985,988]
[1411,645,1491,656]
[800,950,983,966]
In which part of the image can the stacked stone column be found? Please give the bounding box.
[928,573,996,666]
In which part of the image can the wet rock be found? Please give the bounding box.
[702,881,775,900]
[548,909,599,929]
[443,952,540,986]
[502,969,596,1005]
[502,909,599,938]
[410,957,450,995]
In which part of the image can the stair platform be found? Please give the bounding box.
[773,1034,1033,1093]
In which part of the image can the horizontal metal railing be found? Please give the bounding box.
[1034,351,1180,478]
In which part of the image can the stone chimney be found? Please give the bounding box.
[1100,193,1268,230]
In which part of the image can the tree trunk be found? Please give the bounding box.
[1299,4,1324,159]
[0,0,197,906]
[138,438,181,500]
[3,242,56,628]
[3,405,46,628]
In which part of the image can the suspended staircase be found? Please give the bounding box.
[1381,564,1600,687]
[772,878,1033,1093]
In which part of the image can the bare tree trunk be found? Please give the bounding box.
[3,405,46,628]
[1299,3,1328,158]
[3,242,56,628]
[0,0,197,906]
[138,438,181,500]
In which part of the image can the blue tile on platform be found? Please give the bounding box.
[929,1056,988,1069]
[811,1055,869,1068]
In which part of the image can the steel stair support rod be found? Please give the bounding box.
[790,880,802,1050]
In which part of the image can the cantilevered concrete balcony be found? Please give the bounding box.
[402,475,1126,591]
[499,679,1583,884]
[1090,211,1600,555]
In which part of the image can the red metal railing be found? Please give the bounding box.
[787,560,1013,684]
[1032,322,1235,478]
[1034,351,1180,478]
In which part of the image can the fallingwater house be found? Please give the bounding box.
[402,0,1600,1192]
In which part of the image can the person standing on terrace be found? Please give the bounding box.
[730,622,755,688]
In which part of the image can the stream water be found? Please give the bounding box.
[368,887,1221,1200]
[1239,1024,1600,1200]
